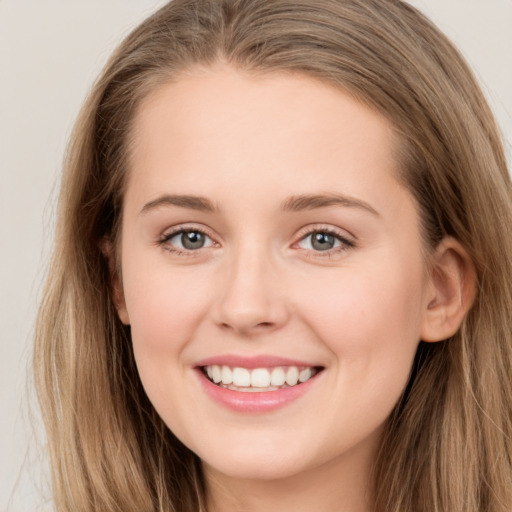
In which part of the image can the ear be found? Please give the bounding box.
[420,237,477,342]
[100,237,130,325]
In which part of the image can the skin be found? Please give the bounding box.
[113,65,473,512]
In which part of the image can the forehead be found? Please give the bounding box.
[126,65,405,216]
[132,65,397,153]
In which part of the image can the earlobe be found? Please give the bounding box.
[100,237,131,325]
[420,237,477,343]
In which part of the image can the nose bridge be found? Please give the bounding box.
[214,238,289,335]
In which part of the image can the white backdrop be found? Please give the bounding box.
[1,1,511,511]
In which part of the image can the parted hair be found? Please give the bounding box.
[34,1,512,511]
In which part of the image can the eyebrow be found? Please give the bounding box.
[140,194,217,214]
[281,193,379,216]
[140,192,379,216]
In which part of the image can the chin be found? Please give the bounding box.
[200,446,311,481]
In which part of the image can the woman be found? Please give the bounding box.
[34,0,512,510]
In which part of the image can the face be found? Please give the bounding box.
[117,65,433,482]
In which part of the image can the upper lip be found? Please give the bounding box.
[195,354,323,369]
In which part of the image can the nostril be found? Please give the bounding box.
[219,320,275,334]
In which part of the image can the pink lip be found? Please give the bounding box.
[194,365,324,414]
[195,354,320,369]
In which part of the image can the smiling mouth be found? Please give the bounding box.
[201,365,323,392]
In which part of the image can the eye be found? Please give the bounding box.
[296,229,354,253]
[160,228,215,252]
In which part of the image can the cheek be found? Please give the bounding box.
[122,261,214,360]
[296,258,426,385]
[303,265,423,337]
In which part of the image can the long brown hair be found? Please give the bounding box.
[34,1,512,510]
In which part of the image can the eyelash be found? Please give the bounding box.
[157,225,355,258]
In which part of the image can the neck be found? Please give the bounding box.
[203,438,378,512]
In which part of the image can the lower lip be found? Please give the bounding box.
[196,369,322,413]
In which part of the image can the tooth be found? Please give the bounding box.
[232,367,251,387]
[270,367,285,386]
[251,368,271,387]
[285,366,299,386]
[299,368,312,382]
[211,365,222,384]
[209,364,316,388]
[221,365,233,384]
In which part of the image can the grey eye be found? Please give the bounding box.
[310,232,337,251]
[297,231,347,252]
[165,230,214,251]
[181,231,206,250]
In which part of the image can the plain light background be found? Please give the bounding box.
[1,1,511,511]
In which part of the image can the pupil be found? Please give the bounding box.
[311,232,334,251]
[182,231,205,250]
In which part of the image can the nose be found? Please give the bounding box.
[212,246,290,337]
